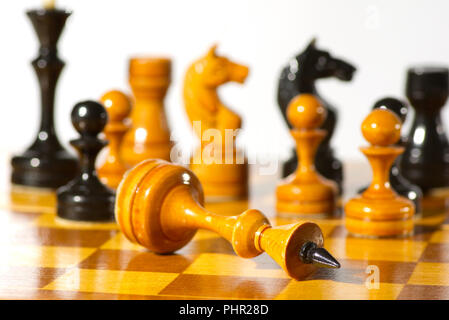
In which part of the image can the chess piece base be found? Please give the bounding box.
[10,184,56,214]
[276,178,337,216]
[345,195,414,238]
[357,165,423,214]
[11,152,78,189]
[190,155,248,202]
[420,188,449,216]
[57,183,115,222]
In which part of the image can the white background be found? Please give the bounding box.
[1,0,449,166]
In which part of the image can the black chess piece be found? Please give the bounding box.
[277,38,356,194]
[399,67,449,193]
[11,9,78,188]
[57,101,115,222]
[358,97,423,211]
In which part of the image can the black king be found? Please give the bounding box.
[11,8,78,190]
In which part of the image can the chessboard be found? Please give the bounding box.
[0,161,448,300]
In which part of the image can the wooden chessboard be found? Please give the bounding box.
[0,162,448,300]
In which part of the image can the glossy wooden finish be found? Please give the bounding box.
[345,109,415,237]
[277,94,337,216]
[10,9,78,190]
[400,67,449,192]
[277,39,356,194]
[120,57,172,166]
[9,185,55,214]
[116,159,323,280]
[184,45,249,201]
[399,67,449,214]
[43,0,56,9]
[1,159,449,299]
[358,97,423,212]
[98,90,132,189]
[56,101,115,222]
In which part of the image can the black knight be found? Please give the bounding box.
[277,39,356,194]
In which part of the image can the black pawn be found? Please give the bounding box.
[57,101,115,222]
[359,97,423,212]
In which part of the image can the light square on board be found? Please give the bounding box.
[430,230,449,243]
[305,259,417,285]
[408,262,449,286]
[183,253,288,279]
[276,280,404,300]
[3,226,117,248]
[44,268,179,296]
[0,244,96,268]
[34,213,119,231]
[177,232,233,255]
[0,265,66,289]
[100,233,144,251]
[325,237,427,262]
[78,249,196,273]
[0,209,41,226]
[160,274,290,299]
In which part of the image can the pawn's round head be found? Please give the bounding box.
[100,90,132,122]
[372,97,408,123]
[287,94,326,130]
[362,109,401,146]
[71,101,108,136]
